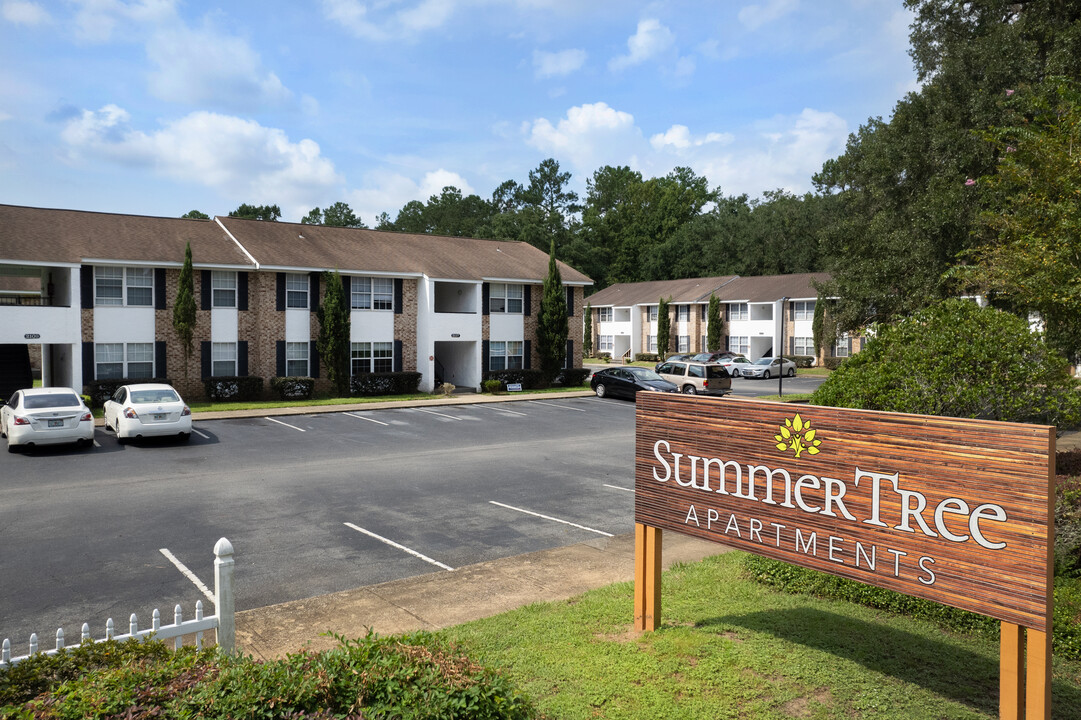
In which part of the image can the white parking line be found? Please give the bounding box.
[475,404,527,417]
[159,548,215,603]
[93,439,101,447]
[344,412,389,426]
[192,429,210,439]
[488,501,613,537]
[344,522,454,571]
[266,417,306,432]
[603,484,634,493]
[413,408,462,421]
[531,400,586,412]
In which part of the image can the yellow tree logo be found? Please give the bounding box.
[775,414,822,458]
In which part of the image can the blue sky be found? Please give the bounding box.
[0,0,917,224]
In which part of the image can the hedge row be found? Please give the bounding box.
[203,375,265,401]
[350,371,422,396]
[84,378,173,407]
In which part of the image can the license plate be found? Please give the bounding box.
[153,414,168,421]
[48,419,64,428]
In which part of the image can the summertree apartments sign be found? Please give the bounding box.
[632,394,1054,718]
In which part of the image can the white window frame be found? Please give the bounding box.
[598,307,613,322]
[727,335,749,354]
[794,300,815,321]
[490,283,523,314]
[286,341,309,376]
[211,271,237,309]
[834,333,850,358]
[351,277,394,311]
[599,335,614,352]
[648,306,658,322]
[676,305,690,322]
[488,341,523,371]
[729,303,748,321]
[794,337,814,356]
[95,266,154,307]
[286,274,308,309]
[351,341,393,374]
[212,342,237,376]
[678,335,689,352]
[95,342,153,379]
[648,335,657,353]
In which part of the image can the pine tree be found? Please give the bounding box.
[316,270,351,396]
[537,241,569,385]
[657,297,671,357]
[706,294,722,352]
[173,242,197,376]
[583,302,593,358]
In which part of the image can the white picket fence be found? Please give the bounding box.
[1,537,235,668]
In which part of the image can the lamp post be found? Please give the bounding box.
[778,296,788,398]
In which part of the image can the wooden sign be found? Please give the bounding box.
[634,394,1054,631]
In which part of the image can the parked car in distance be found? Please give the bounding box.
[718,355,753,376]
[690,351,736,363]
[1,387,95,452]
[654,353,694,370]
[655,361,732,395]
[103,383,192,444]
[591,367,678,400]
[741,357,797,379]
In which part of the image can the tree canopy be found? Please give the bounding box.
[229,203,281,221]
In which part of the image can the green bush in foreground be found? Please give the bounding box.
[0,631,538,719]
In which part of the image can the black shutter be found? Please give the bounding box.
[154,269,166,310]
[565,339,573,369]
[200,341,211,379]
[565,286,573,316]
[524,339,531,370]
[393,340,403,372]
[309,272,320,312]
[201,270,211,310]
[80,266,93,308]
[523,285,531,316]
[82,341,94,382]
[394,278,403,314]
[848,336,853,354]
[155,341,166,378]
[482,283,490,315]
[238,272,248,311]
[276,341,286,377]
[238,341,248,376]
[725,304,730,321]
[309,340,319,378]
[482,340,490,371]
[276,273,285,311]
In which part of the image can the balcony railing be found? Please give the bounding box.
[0,296,66,307]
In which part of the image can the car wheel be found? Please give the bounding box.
[682,385,696,394]
[595,383,607,398]
[764,370,771,379]
[117,435,128,445]
[7,442,17,453]
[787,367,796,377]
[180,433,191,443]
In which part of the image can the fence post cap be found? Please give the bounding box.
[214,537,234,557]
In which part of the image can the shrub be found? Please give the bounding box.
[202,375,264,401]
[482,369,545,389]
[349,372,421,397]
[556,368,591,387]
[823,357,845,370]
[482,379,503,394]
[270,376,314,401]
[635,353,660,362]
[812,300,1081,426]
[782,355,815,368]
[597,352,612,361]
[84,378,173,407]
[1057,472,1081,579]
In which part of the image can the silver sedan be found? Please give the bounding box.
[740,357,797,379]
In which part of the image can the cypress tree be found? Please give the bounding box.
[173,242,196,376]
[316,270,351,396]
[537,241,569,385]
[706,294,723,352]
[583,302,593,358]
[657,296,671,357]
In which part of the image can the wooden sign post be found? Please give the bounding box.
[633,395,1054,719]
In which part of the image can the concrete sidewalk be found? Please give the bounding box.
[235,531,729,660]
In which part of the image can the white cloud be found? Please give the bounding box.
[650,125,732,151]
[145,22,292,109]
[533,48,587,79]
[347,168,475,222]
[2,1,50,25]
[61,105,342,218]
[70,0,176,43]
[737,0,799,31]
[525,102,643,173]
[609,18,675,72]
[320,0,461,41]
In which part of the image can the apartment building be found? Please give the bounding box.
[0,204,591,398]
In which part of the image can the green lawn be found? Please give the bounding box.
[446,552,1081,720]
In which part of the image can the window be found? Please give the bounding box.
[95,342,153,379]
[599,335,614,352]
[676,305,690,322]
[729,303,748,321]
[351,342,393,374]
[678,335,689,352]
[793,337,814,356]
[649,335,657,353]
[286,342,308,376]
[727,336,749,354]
[212,342,237,376]
[565,287,574,313]
[648,306,658,322]
[598,307,613,322]
[794,300,815,321]
[95,267,154,307]
[488,341,523,371]
[286,274,308,309]
[490,283,523,313]
[351,277,394,310]
[834,333,850,358]
[212,271,237,308]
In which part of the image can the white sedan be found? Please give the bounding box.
[740,357,797,379]
[103,383,192,443]
[1,387,95,452]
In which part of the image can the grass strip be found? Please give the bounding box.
[445,552,1081,720]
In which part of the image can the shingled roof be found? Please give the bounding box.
[0,204,252,267]
[585,272,827,306]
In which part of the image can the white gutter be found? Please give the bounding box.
[215,216,260,270]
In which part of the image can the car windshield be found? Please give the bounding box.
[628,368,664,381]
[753,358,774,365]
[24,393,81,409]
[131,389,180,404]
